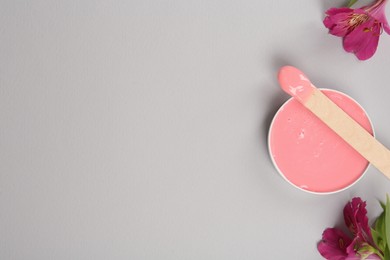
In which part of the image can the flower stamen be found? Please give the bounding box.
[339,238,345,249]
[348,13,369,29]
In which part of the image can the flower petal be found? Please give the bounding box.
[324,8,354,36]
[343,198,369,235]
[383,22,390,34]
[365,0,390,34]
[325,7,354,16]
[318,228,352,260]
[343,20,380,60]
[366,0,388,21]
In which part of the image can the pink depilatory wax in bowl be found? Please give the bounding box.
[268,89,374,194]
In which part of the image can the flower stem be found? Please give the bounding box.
[347,0,359,7]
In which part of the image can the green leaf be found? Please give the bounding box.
[380,201,386,210]
[375,210,387,251]
[372,227,380,245]
[384,245,390,260]
[347,0,359,8]
[386,195,390,251]
[372,228,385,251]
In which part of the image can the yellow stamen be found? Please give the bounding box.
[339,238,344,249]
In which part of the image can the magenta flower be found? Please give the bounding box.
[323,0,390,60]
[318,198,383,259]
[318,228,352,259]
[344,198,374,245]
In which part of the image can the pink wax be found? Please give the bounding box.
[268,89,374,194]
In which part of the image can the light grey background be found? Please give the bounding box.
[1,0,390,259]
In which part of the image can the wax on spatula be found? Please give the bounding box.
[278,66,390,178]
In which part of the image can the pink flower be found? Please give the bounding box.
[343,197,373,244]
[323,0,390,60]
[318,198,383,259]
[318,228,352,259]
